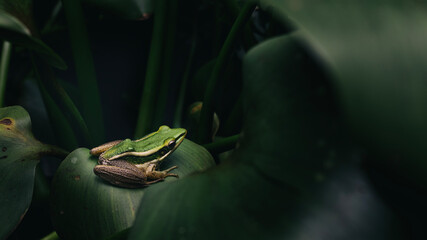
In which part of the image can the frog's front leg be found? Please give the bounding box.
[144,164,179,180]
[90,140,123,156]
[94,160,161,188]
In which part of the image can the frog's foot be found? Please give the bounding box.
[146,166,179,181]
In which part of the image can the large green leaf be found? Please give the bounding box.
[50,139,215,240]
[0,1,67,69]
[260,0,427,187]
[0,0,33,31]
[128,35,398,239]
[0,106,51,239]
[83,0,153,20]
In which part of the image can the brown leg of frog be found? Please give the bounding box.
[90,140,123,156]
[94,160,161,188]
[145,165,179,180]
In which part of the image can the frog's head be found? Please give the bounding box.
[100,125,187,162]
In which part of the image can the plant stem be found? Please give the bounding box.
[31,54,89,148]
[202,134,240,154]
[40,231,59,240]
[153,1,178,128]
[34,75,78,150]
[197,2,255,144]
[134,0,168,138]
[40,143,70,158]
[41,1,63,35]
[62,0,105,145]
[173,37,197,128]
[0,41,12,107]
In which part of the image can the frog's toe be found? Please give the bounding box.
[163,166,179,178]
[145,179,164,185]
[163,165,178,172]
[146,166,179,180]
[165,173,179,178]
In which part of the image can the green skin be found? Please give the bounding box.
[90,125,187,188]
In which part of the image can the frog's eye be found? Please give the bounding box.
[168,140,176,149]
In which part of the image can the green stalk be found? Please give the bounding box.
[173,37,197,128]
[40,231,59,240]
[31,54,89,148]
[197,2,256,143]
[212,4,223,57]
[62,0,105,145]
[0,41,12,107]
[202,134,240,154]
[134,0,168,138]
[153,1,178,128]
[35,77,78,150]
[39,143,70,158]
[41,1,63,35]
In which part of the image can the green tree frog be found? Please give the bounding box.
[90,125,187,188]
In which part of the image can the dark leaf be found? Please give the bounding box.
[0,1,67,69]
[50,139,215,240]
[0,106,50,239]
[260,0,427,187]
[128,34,397,239]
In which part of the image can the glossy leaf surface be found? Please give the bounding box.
[260,0,427,187]
[50,139,215,240]
[129,35,397,239]
[0,106,47,239]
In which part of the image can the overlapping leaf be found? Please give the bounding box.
[0,0,66,69]
[50,139,215,240]
[260,0,427,187]
[127,34,398,239]
[0,106,50,239]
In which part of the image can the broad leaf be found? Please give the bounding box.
[129,35,398,239]
[0,1,66,69]
[260,0,427,188]
[0,106,49,239]
[50,139,215,240]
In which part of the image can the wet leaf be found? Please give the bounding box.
[0,106,49,239]
[50,139,215,240]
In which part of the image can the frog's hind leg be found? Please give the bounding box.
[145,165,179,181]
[90,140,123,156]
[94,160,149,188]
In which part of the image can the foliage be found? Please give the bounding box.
[0,106,66,239]
[0,0,426,239]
